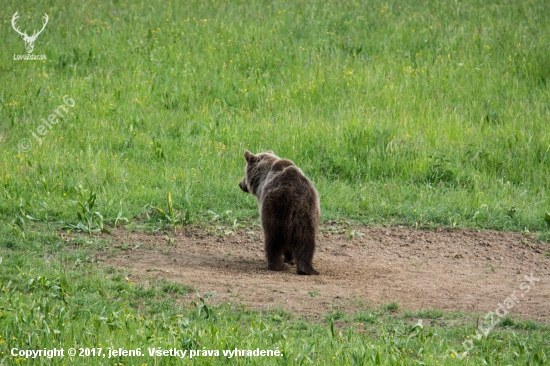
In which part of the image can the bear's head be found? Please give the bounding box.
[239,150,278,197]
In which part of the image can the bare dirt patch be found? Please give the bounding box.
[98,224,550,322]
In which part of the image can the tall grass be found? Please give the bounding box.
[1,0,549,232]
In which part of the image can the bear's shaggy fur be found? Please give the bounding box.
[239,150,320,275]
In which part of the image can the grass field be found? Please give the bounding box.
[1,0,549,364]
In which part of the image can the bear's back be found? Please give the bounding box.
[261,162,318,220]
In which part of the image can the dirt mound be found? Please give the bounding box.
[98,224,550,322]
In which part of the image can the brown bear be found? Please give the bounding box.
[239,150,320,275]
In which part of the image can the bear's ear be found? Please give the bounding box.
[244,150,256,163]
[266,150,274,154]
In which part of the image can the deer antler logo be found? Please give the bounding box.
[11,11,49,54]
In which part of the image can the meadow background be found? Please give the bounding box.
[1,0,549,364]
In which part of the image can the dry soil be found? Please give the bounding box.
[98,223,550,322]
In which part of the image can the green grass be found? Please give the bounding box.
[1,229,549,365]
[1,0,550,364]
[0,0,549,233]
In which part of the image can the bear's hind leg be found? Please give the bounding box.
[265,235,289,271]
[294,237,319,275]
